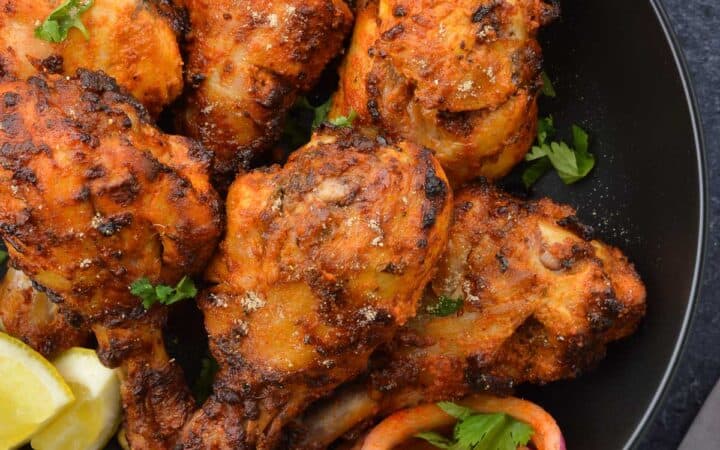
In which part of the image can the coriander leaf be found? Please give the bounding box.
[495,419,534,450]
[419,403,534,450]
[328,109,358,128]
[454,413,505,448]
[536,115,555,146]
[522,118,595,188]
[540,71,557,98]
[192,355,219,404]
[572,124,589,153]
[130,276,197,309]
[522,157,552,188]
[415,431,452,449]
[311,98,332,130]
[426,296,464,317]
[546,141,579,176]
[524,145,549,161]
[0,249,7,265]
[167,276,198,305]
[130,277,157,309]
[437,402,473,420]
[35,0,94,43]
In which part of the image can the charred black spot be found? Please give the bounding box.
[0,113,22,137]
[187,139,213,164]
[437,110,473,136]
[95,213,133,236]
[84,165,106,179]
[215,388,242,405]
[78,132,100,148]
[472,1,500,23]
[382,23,405,40]
[557,215,595,241]
[3,92,19,108]
[495,252,509,272]
[27,76,49,91]
[105,175,140,206]
[424,165,446,199]
[12,167,37,184]
[78,68,119,93]
[421,205,437,229]
[393,5,406,16]
[417,238,428,248]
[40,54,64,74]
[190,73,206,88]
[465,354,514,394]
[588,295,624,332]
[243,399,260,419]
[381,262,405,275]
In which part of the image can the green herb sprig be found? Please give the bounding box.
[130,276,197,309]
[426,296,464,317]
[416,402,534,450]
[35,0,94,43]
[522,116,595,188]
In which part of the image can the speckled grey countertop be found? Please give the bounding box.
[637,1,720,449]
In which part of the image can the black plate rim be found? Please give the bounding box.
[625,1,709,448]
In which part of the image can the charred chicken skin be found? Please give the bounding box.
[0,0,185,117]
[177,129,453,449]
[0,267,90,358]
[177,0,353,184]
[299,182,646,448]
[329,0,558,185]
[0,71,222,450]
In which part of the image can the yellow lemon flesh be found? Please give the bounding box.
[31,347,122,450]
[0,332,75,449]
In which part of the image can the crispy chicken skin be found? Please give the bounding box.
[299,183,646,449]
[330,0,558,185]
[177,0,353,184]
[0,71,222,449]
[0,0,185,117]
[0,267,89,357]
[177,129,452,449]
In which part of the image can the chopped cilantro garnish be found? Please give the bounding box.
[426,296,464,317]
[328,109,357,128]
[522,116,595,188]
[540,71,556,98]
[130,276,197,309]
[416,402,534,450]
[35,0,94,43]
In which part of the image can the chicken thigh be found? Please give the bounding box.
[176,0,353,185]
[0,70,222,449]
[0,0,185,117]
[329,0,558,185]
[178,128,452,449]
[299,182,646,448]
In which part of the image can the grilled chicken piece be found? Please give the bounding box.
[298,183,646,449]
[329,0,558,185]
[0,0,185,117]
[0,71,223,450]
[177,129,452,449]
[0,267,90,357]
[176,0,353,185]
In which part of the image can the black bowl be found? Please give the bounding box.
[512,1,706,449]
[87,1,706,449]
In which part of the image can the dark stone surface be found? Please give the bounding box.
[637,1,720,449]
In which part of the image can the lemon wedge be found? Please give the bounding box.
[0,332,75,449]
[31,348,122,450]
